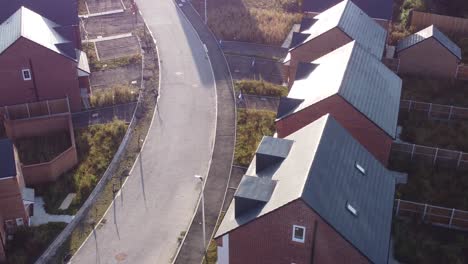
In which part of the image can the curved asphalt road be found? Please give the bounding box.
[71,0,217,263]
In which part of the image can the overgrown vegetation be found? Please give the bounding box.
[235,79,288,97]
[82,43,142,71]
[400,0,426,26]
[391,159,468,210]
[399,115,468,152]
[15,132,71,165]
[401,75,468,107]
[235,109,276,166]
[393,218,468,264]
[6,223,67,264]
[90,85,139,108]
[192,0,301,45]
[35,120,128,215]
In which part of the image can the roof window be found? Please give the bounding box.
[346,202,358,217]
[355,162,366,175]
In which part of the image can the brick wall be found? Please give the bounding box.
[221,199,370,264]
[288,28,351,88]
[276,95,393,165]
[0,213,5,263]
[0,177,28,227]
[397,37,459,78]
[0,38,81,111]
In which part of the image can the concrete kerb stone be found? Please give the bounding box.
[34,23,159,264]
[171,1,237,263]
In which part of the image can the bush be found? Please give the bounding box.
[235,109,276,166]
[235,79,288,97]
[6,223,67,264]
[400,0,425,26]
[90,85,139,108]
[35,120,128,214]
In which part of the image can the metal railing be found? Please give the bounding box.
[395,199,468,230]
[400,99,468,121]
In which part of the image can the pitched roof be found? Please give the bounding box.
[0,6,76,59]
[0,0,78,26]
[292,0,387,59]
[302,0,393,20]
[396,25,462,60]
[280,41,402,138]
[0,139,17,179]
[215,115,399,264]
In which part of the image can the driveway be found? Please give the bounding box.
[71,0,217,262]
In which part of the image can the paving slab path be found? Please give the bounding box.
[71,0,219,262]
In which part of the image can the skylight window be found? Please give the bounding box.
[346,202,358,217]
[355,162,366,175]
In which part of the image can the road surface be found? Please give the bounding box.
[71,0,217,262]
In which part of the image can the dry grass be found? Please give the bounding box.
[207,5,301,45]
[192,0,302,45]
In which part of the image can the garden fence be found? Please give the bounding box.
[0,98,70,121]
[400,99,468,121]
[391,142,468,170]
[410,11,468,36]
[395,199,468,230]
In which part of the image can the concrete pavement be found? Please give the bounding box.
[71,0,217,262]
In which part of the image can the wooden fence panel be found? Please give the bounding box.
[410,11,468,36]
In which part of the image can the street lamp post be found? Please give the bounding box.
[204,0,207,24]
[194,175,206,254]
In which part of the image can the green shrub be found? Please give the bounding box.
[400,0,425,26]
[36,120,128,214]
[235,109,276,166]
[235,79,288,97]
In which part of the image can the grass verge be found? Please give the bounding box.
[234,109,276,167]
[235,79,287,97]
[6,223,67,264]
[35,120,128,215]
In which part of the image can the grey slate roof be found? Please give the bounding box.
[0,139,17,179]
[216,115,399,264]
[279,41,402,138]
[303,0,393,20]
[0,7,76,59]
[396,25,462,60]
[0,0,78,26]
[292,0,387,59]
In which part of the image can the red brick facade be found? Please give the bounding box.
[397,37,460,78]
[0,38,82,111]
[217,199,370,264]
[276,95,392,165]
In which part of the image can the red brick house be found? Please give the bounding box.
[215,115,401,264]
[0,139,34,234]
[396,25,462,78]
[277,41,402,165]
[283,0,387,87]
[0,7,90,112]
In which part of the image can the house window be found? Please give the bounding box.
[15,218,24,226]
[355,162,366,175]
[22,69,32,81]
[292,225,306,243]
